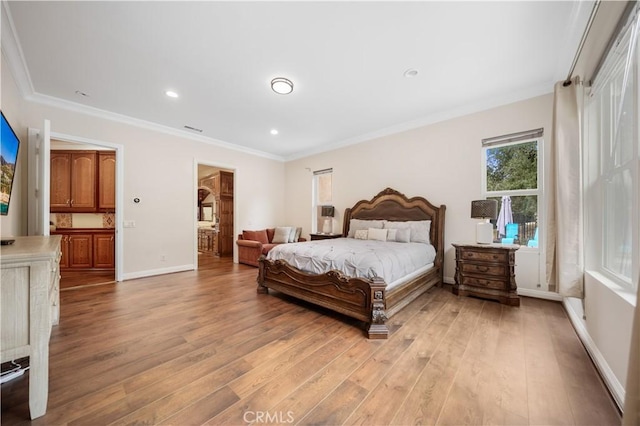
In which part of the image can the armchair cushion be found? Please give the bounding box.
[243,229,269,244]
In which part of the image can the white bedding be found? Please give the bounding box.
[266,238,436,286]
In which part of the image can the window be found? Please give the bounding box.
[585,6,639,289]
[482,130,543,248]
[312,168,332,233]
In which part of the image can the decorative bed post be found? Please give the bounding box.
[256,255,268,294]
[367,277,389,339]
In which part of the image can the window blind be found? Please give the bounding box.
[481,128,544,148]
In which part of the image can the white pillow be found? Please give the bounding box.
[386,229,397,241]
[294,227,302,242]
[354,229,369,240]
[273,226,292,244]
[367,228,388,241]
[288,227,298,243]
[347,219,385,238]
[382,227,410,242]
[394,227,411,243]
[385,220,431,244]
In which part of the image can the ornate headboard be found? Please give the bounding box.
[342,188,446,269]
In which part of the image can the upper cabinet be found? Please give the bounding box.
[97,152,116,211]
[50,151,96,212]
[219,171,233,198]
[50,150,115,213]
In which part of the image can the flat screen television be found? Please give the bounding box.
[1,111,20,216]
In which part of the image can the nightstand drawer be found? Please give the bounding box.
[460,262,506,276]
[461,249,507,263]
[460,275,507,290]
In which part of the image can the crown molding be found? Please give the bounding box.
[26,91,284,161]
[285,81,554,161]
[1,0,35,98]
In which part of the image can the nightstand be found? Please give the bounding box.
[310,233,342,241]
[452,243,520,306]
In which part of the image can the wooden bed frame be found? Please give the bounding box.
[257,188,446,339]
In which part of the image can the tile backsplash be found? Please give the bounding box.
[54,213,72,228]
[51,213,115,229]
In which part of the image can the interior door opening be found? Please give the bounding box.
[196,162,235,270]
[50,139,117,289]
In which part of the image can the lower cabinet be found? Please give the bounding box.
[54,229,115,270]
[93,233,115,268]
[68,234,93,268]
[198,228,219,255]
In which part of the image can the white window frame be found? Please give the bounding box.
[481,136,544,251]
[584,6,640,290]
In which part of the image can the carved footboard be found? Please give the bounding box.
[258,257,390,339]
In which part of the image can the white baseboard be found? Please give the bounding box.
[563,298,625,411]
[122,264,195,281]
[517,287,563,301]
[443,275,455,285]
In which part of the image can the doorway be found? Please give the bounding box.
[196,162,235,270]
[49,136,122,289]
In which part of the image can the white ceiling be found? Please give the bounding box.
[3,1,593,161]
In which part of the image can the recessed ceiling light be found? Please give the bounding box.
[271,78,293,95]
[165,90,179,98]
[270,129,279,135]
[403,69,419,78]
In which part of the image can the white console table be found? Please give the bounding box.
[1,235,61,419]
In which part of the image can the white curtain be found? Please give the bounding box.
[623,279,640,425]
[547,76,584,298]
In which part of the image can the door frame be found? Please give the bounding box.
[50,132,124,282]
[193,158,237,269]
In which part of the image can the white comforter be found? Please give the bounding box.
[266,238,436,285]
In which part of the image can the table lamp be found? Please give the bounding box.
[471,199,498,244]
[321,205,335,234]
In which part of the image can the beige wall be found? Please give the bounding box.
[284,93,554,282]
[1,56,286,278]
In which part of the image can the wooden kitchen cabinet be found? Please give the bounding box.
[219,171,233,197]
[93,233,115,268]
[50,151,97,212]
[218,197,234,256]
[97,151,116,211]
[52,229,114,270]
[51,150,115,213]
[67,234,93,268]
[50,152,72,211]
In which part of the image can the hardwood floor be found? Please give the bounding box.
[60,270,115,290]
[1,258,620,425]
